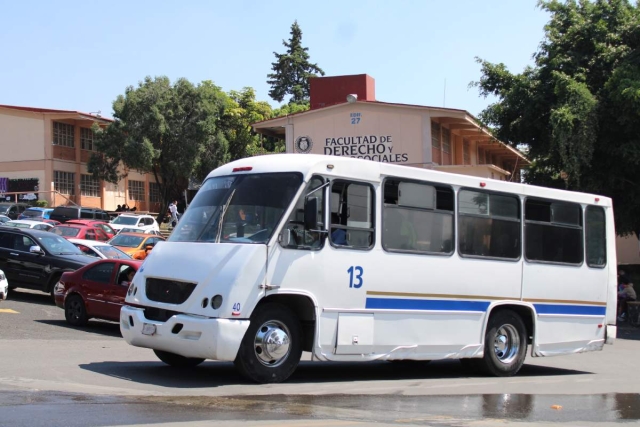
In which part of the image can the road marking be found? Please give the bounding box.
[0,308,19,314]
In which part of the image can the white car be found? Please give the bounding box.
[110,214,160,233]
[2,219,54,231]
[0,269,8,300]
[68,238,132,260]
[118,227,163,236]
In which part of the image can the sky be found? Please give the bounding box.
[0,1,550,119]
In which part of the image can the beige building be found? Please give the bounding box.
[253,74,640,265]
[0,105,162,212]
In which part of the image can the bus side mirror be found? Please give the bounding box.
[279,228,297,248]
[304,197,319,230]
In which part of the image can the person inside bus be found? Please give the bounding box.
[618,276,636,321]
[330,212,347,246]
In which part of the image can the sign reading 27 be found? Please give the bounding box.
[350,112,361,125]
[347,266,363,288]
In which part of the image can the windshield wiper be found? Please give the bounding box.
[216,189,236,243]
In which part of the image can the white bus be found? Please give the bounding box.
[121,154,616,383]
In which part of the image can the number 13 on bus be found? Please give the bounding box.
[120,154,616,383]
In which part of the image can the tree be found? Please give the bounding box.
[473,0,640,235]
[267,21,325,103]
[89,76,229,220]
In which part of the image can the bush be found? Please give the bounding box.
[33,200,48,207]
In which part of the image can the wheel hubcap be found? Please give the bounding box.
[254,320,291,367]
[68,300,82,320]
[493,324,520,364]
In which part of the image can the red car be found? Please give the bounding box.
[66,219,116,239]
[51,224,110,241]
[54,258,142,325]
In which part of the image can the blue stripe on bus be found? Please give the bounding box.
[533,304,606,316]
[365,298,490,312]
[365,298,606,316]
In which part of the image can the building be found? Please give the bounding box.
[0,105,162,212]
[253,74,529,182]
[253,74,640,265]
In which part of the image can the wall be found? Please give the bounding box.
[0,109,45,162]
[617,234,640,265]
[291,103,426,167]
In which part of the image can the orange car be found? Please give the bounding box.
[108,232,165,256]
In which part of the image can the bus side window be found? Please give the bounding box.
[281,176,325,250]
[329,180,375,250]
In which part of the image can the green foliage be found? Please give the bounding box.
[473,0,640,235]
[34,200,48,207]
[272,101,310,117]
[267,21,325,103]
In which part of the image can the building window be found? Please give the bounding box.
[525,198,583,265]
[149,182,161,203]
[53,122,75,147]
[80,174,100,197]
[80,128,95,151]
[128,180,145,201]
[54,171,75,195]
[382,179,454,254]
[458,190,521,260]
[585,206,606,268]
[431,122,441,165]
[463,140,470,165]
[442,127,451,165]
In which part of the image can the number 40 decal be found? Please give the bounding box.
[347,266,364,288]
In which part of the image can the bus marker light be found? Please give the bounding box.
[232,167,253,172]
[595,197,600,202]
[327,164,335,170]
[598,324,603,328]
[480,182,486,187]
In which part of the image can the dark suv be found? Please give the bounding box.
[0,202,30,220]
[0,227,95,298]
[50,206,111,224]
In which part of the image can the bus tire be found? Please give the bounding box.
[234,303,302,384]
[479,309,527,377]
[153,350,204,368]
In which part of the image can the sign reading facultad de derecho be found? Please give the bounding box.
[324,135,408,163]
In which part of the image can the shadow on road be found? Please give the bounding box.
[79,358,591,389]
[617,324,640,341]
[36,319,122,338]
[7,288,53,306]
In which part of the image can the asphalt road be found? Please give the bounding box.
[2,288,640,427]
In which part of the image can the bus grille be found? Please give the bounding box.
[144,307,180,322]
[145,278,197,304]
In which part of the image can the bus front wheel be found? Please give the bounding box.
[479,310,527,377]
[234,303,303,384]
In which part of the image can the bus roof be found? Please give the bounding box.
[207,154,611,207]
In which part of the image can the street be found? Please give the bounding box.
[2,288,640,426]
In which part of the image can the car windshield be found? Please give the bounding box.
[37,234,83,255]
[169,173,302,244]
[112,216,139,225]
[51,226,80,237]
[110,234,144,248]
[120,228,144,234]
[5,222,31,228]
[94,245,131,259]
[22,210,43,218]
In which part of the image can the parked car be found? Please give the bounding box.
[0,203,30,220]
[49,206,111,224]
[2,220,54,231]
[42,219,61,226]
[0,228,95,298]
[118,227,163,236]
[51,224,110,241]
[19,207,53,221]
[0,215,13,224]
[66,219,116,239]
[68,238,131,260]
[0,269,8,300]
[108,232,165,255]
[54,259,142,326]
[110,214,160,233]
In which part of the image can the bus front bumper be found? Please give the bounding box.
[120,305,250,361]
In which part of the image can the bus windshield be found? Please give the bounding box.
[169,172,302,244]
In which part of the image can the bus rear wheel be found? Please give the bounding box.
[234,303,302,384]
[479,310,527,377]
[153,350,204,368]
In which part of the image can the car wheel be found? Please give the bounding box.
[234,303,303,384]
[153,350,204,368]
[64,294,88,326]
[478,310,527,377]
